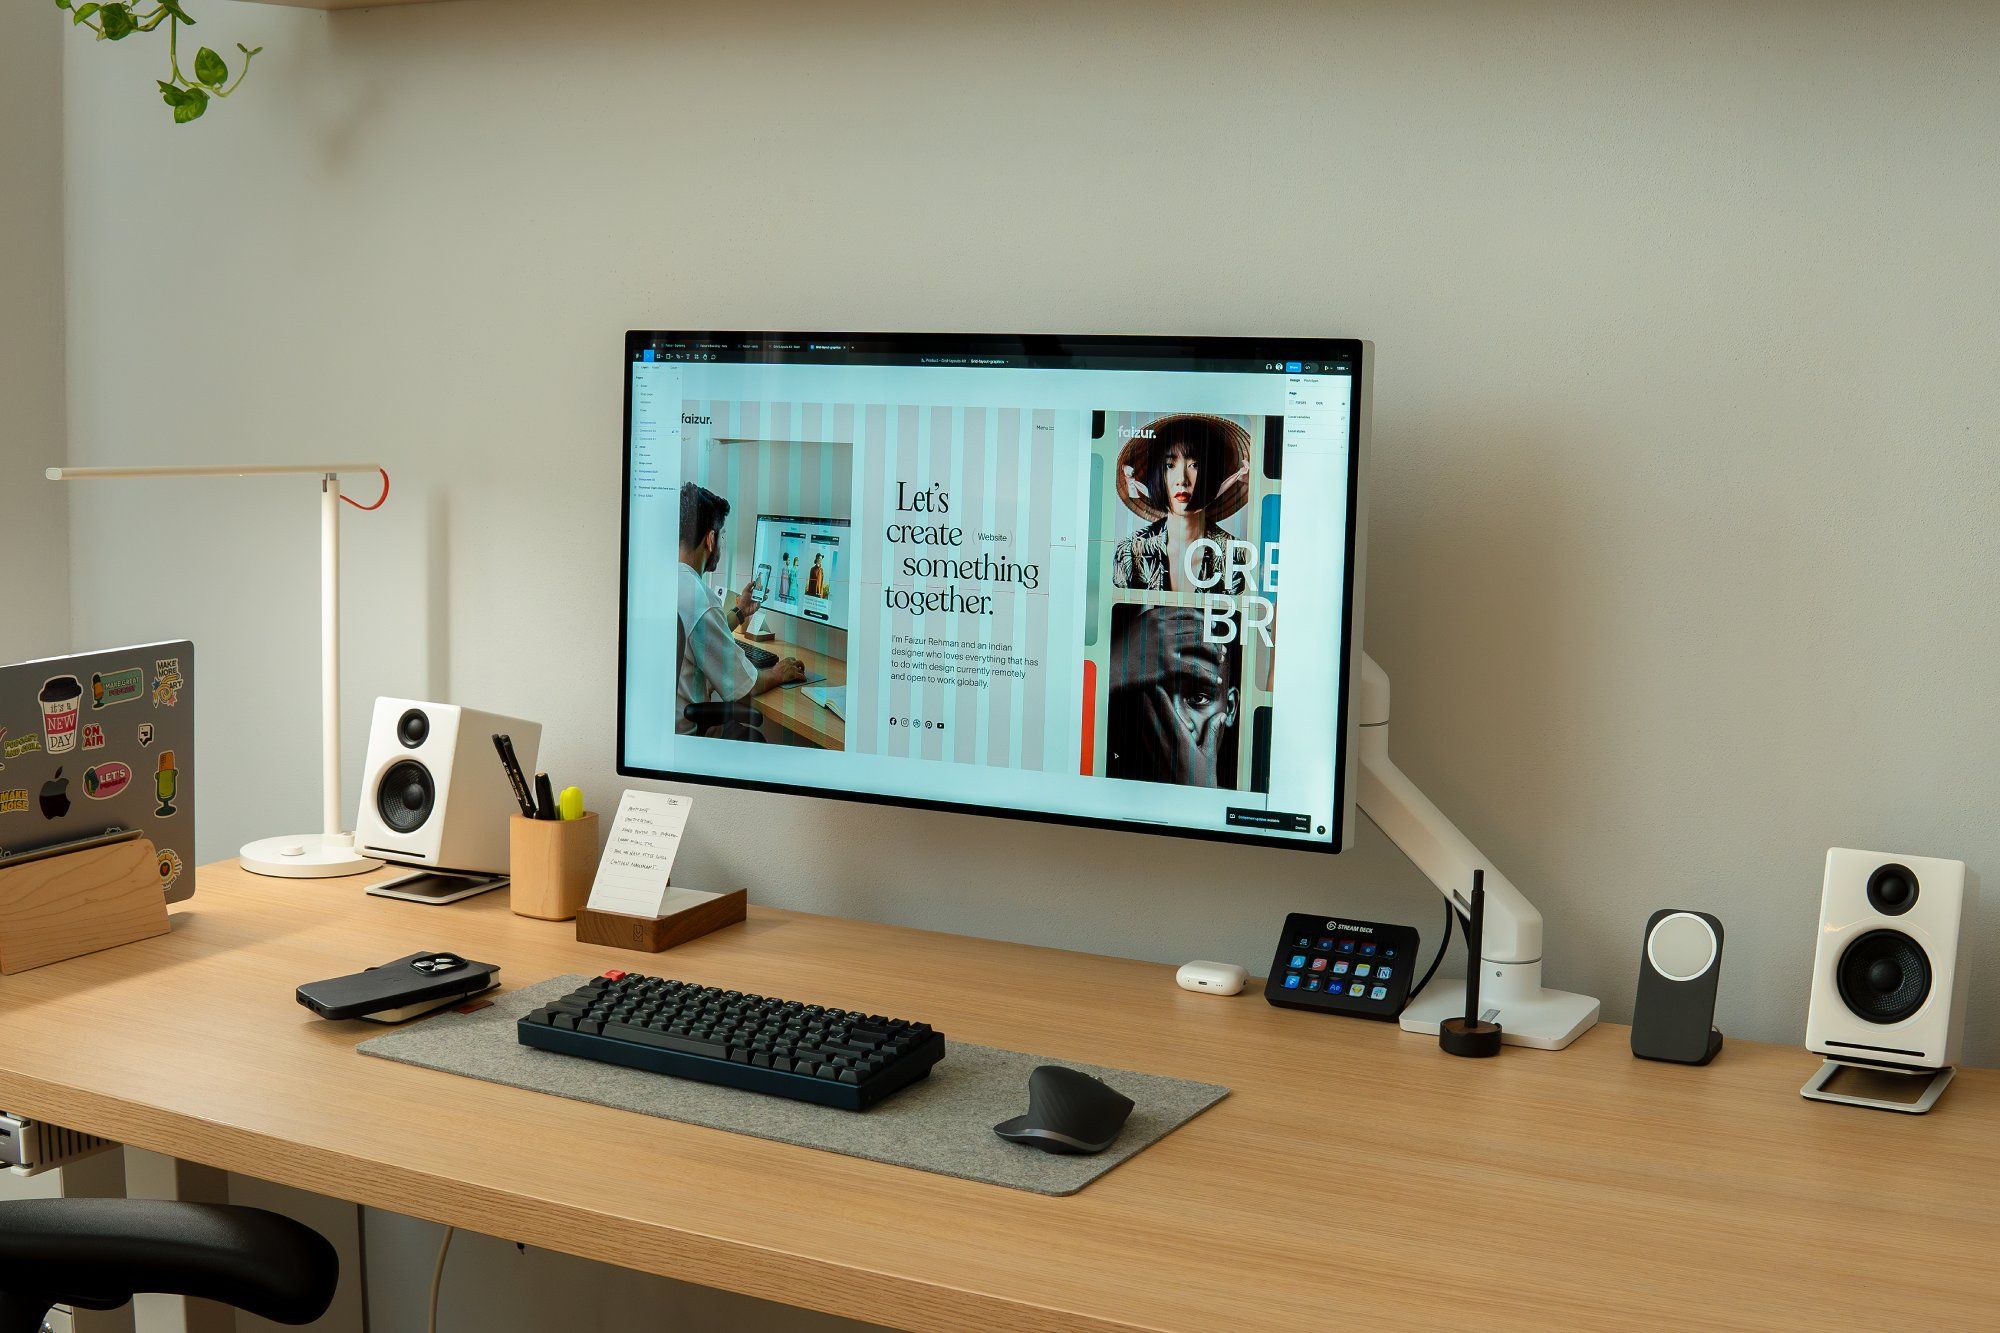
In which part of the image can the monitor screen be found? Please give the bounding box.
[619,332,1367,853]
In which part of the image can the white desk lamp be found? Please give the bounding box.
[1354,654,1602,1049]
[46,463,388,879]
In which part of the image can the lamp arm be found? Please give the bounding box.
[1353,654,1543,966]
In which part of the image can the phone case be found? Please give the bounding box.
[295,951,499,1021]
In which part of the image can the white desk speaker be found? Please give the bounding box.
[353,698,540,875]
[1802,848,1973,1112]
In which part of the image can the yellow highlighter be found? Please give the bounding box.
[557,786,584,821]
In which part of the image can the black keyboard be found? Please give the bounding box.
[517,972,946,1111]
[741,643,779,668]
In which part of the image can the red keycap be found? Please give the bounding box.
[603,969,627,981]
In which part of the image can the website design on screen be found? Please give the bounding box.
[622,339,1355,847]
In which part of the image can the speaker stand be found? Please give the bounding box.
[1801,1059,1954,1114]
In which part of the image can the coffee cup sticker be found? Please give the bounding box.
[39,675,82,753]
[137,722,155,748]
[151,658,184,708]
[91,667,145,710]
[157,846,184,891]
[0,788,26,815]
[83,762,132,800]
[81,723,106,750]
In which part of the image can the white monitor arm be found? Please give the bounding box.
[1355,655,1600,1049]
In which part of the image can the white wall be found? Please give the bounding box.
[55,0,2000,1325]
[2,4,66,660]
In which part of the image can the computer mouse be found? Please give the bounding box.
[992,1065,1135,1155]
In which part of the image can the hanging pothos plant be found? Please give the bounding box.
[54,0,262,124]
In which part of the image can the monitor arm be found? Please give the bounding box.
[1354,655,1600,1049]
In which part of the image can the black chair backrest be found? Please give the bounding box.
[0,1200,338,1332]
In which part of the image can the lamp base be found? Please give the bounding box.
[240,833,383,879]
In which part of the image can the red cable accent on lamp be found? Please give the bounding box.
[340,467,390,511]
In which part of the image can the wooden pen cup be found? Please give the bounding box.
[508,813,599,921]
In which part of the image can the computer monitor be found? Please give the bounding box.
[752,514,851,630]
[619,331,1369,854]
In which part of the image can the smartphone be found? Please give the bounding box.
[296,951,499,1021]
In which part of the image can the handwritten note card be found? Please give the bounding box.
[585,789,694,918]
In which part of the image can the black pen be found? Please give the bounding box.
[534,771,558,821]
[493,734,536,819]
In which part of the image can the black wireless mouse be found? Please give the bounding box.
[993,1065,1135,1155]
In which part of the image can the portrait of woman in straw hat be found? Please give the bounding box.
[1111,414,1254,594]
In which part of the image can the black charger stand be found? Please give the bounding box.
[1439,870,1505,1058]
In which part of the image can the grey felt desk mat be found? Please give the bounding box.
[358,975,1228,1197]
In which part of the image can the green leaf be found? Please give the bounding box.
[237,43,263,57]
[157,79,191,106]
[194,46,227,87]
[72,3,100,25]
[173,86,209,123]
[54,1,73,13]
[99,3,134,39]
[159,0,194,23]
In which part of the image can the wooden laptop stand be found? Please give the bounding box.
[0,836,170,974]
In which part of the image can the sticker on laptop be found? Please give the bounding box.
[84,762,132,801]
[2,733,40,761]
[137,722,155,748]
[39,675,82,753]
[153,751,179,816]
[157,846,183,891]
[91,667,145,711]
[0,788,26,815]
[151,658,184,708]
[39,769,71,820]
[82,723,106,750]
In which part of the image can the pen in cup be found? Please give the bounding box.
[493,733,536,819]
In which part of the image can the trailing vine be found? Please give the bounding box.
[54,0,262,124]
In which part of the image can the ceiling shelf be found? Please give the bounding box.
[247,1,441,9]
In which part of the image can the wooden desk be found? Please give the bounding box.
[736,628,846,750]
[0,863,1994,1331]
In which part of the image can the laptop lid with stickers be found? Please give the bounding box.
[0,641,195,903]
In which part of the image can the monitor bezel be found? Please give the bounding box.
[617,329,1367,857]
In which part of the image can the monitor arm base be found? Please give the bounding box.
[1353,655,1600,1050]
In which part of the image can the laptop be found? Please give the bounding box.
[0,641,195,903]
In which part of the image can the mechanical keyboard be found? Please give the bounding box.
[517,972,946,1110]
[741,643,780,668]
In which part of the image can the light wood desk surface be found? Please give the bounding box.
[0,862,1995,1331]
[736,628,846,750]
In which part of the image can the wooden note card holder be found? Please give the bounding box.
[574,889,747,955]
[0,836,170,975]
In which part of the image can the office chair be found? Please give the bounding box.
[0,1199,339,1333]
[676,631,769,741]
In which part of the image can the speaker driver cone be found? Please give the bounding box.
[397,708,430,749]
[1837,929,1931,1024]
[377,759,435,834]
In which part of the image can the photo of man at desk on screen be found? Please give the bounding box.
[665,433,855,751]
[673,483,810,740]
